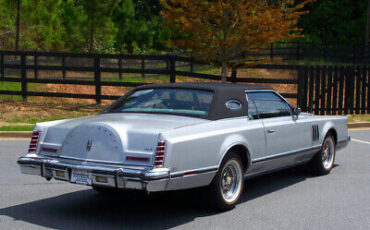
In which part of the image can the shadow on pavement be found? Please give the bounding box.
[0,166,320,230]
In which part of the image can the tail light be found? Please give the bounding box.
[154,140,166,167]
[28,131,41,153]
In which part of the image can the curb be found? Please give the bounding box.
[1,123,370,139]
[348,122,370,129]
[0,131,32,138]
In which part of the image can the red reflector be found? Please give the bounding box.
[126,156,150,162]
[28,131,41,153]
[157,141,165,146]
[41,147,58,153]
[154,140,166,168]
[184,171,197,176]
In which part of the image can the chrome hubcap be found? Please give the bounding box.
[220,159,242,203]
[322,139,334,169]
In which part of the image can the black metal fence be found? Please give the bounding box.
[0,50,369,115]
[250,42,369,64]
[297,65,369,115]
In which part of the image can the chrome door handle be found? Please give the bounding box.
[267,129,275,134]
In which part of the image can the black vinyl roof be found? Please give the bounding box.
[136,83,272,92]
[105,83,275,120]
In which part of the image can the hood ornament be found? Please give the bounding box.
[86,140,93,152]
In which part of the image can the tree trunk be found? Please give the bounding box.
[365,0,370,58]
[15,0,21,51]
[89,21,94,53]
[221,62,227,83]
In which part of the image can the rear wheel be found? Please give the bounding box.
[311,135,336,175]
[207,152,244,211]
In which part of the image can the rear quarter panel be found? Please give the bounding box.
[161,117,265,175]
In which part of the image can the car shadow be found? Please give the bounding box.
[0,165,331,230]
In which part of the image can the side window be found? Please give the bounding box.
[247,92,292,119]
[246,95,258,120]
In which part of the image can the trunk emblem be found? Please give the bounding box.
[86,140,93,152]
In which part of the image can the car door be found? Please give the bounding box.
[247,92,311,159]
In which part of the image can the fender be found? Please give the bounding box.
[217,134,251,170]
[321,121,336,144]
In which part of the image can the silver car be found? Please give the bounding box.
[18,83,350,210]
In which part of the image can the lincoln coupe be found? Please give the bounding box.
[18,83,350,210]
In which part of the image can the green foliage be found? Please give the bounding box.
[298,0,368,44]
[0,0,169,53]
[0,0,367,52]
[112,0,170,53]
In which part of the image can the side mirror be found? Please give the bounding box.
[293,107,301,116]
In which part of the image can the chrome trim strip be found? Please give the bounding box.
[170,167,219,178]
[245,89,294,110]
[252,145,321,163]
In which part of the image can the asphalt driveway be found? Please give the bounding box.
[0,130,369,230]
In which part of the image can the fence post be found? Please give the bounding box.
[94,54,101,104]
[361,66,367,114]
[21,54,27,101]
[62,53,66,80]
[34,51,38,79]
[118,57,122,80]
[169,56,176,83]
[141,56,145,78]
[190,58,194,73]
[296,42,301,61]
[231,68,237,83]
[352,45,356,65]
[297,66,304,109]
[270,43,274,59]
[308,66,315,113]
[0,53,4,79]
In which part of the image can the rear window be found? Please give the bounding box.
[108,88,213,116]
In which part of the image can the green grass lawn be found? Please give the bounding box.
[0,82,39,100]
[0,125,34,131]
[347,114,370,123]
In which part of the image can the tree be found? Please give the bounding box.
[112,0,170,54]
[298,0,368,44]
[365,0,370,58]
[161,0,312,82]
[0,1,16,49]
[78,0,118,53]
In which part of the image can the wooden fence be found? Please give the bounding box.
[297,65,369,115]
[0,50,369,115]
[249,42,369,64]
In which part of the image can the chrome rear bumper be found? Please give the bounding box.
[17,154,170,192]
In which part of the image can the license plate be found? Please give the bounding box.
[71,170,92,185]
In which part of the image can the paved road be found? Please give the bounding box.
[0,130,369,230]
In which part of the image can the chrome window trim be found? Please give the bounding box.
[245,90,294,118]
[225,100,242,110]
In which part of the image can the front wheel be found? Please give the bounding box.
[311,135,336,175]
[207,152,244,211]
